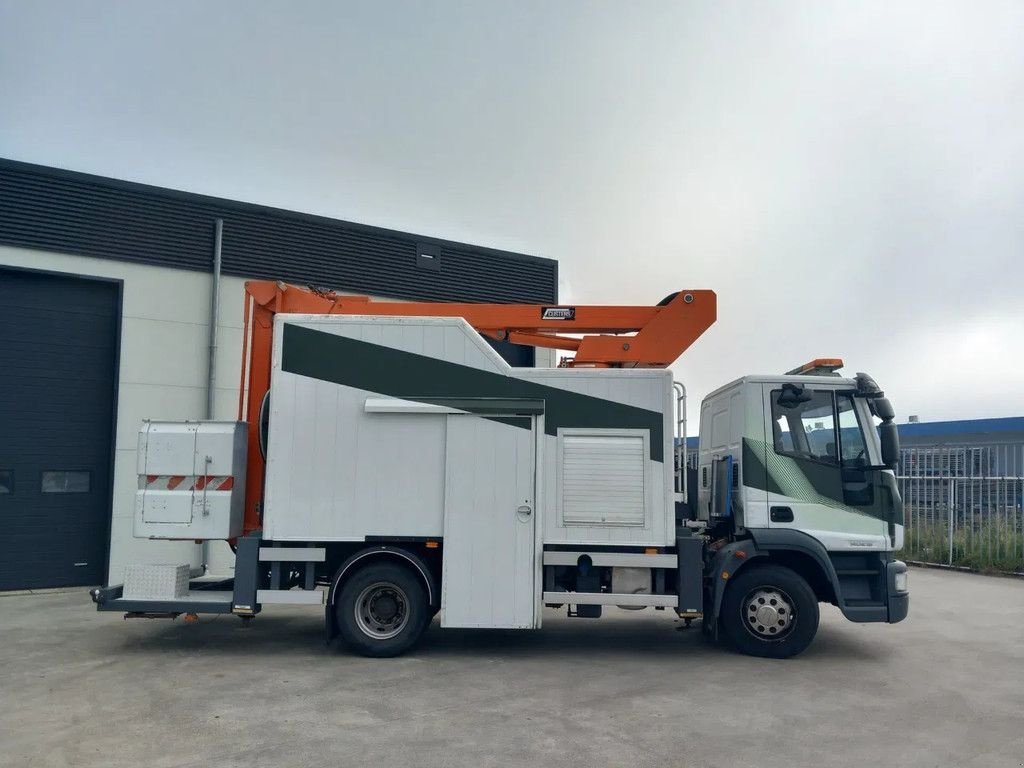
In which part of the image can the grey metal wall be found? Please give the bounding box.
[0,158,558,304]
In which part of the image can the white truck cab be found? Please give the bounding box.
[694,362,907,642]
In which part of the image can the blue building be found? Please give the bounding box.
[898,417,1024,448]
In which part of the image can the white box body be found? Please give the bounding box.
[123,563,190,600]
[262,315,674,548]
[134,421,247,540]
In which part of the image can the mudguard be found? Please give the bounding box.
[325,545,438,641]
[706,529,845,632]
[706,541,766,637]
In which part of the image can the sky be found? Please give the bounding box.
[1,1,1022,425]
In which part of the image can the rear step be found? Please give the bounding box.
[91,583,234,615]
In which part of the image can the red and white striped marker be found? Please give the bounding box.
[143,475,235,491]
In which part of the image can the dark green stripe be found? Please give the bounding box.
[488,416,534,430]
[742,437,899,524]
[281,324,664,462]
[742,437,781,495]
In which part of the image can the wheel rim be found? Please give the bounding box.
[354,581,410,640]
[741,586,796,641]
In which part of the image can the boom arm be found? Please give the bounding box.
[237,280,716,534]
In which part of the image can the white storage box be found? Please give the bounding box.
[134,421,247,540]
[123,564,190,600]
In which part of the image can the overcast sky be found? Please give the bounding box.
[2,1,1021,424]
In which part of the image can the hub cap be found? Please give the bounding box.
[354,582,409,640]
[742,587,795,640]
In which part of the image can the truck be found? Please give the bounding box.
[92,280,908,658]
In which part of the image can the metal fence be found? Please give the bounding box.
[897,444,1024,573]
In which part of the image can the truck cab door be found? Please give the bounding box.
[761,385,888,551]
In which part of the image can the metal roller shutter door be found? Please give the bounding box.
[0,268,119,590]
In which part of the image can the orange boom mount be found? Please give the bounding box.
[237,280,716,535]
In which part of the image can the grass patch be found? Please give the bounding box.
[903,517,1024,574]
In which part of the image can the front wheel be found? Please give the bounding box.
[335,562,430,657]
[720,564,819,659]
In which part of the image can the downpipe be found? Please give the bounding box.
[202,218,224,575]
[206,218,223,420]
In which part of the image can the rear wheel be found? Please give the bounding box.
[335,562,429,657]
[720,564,819,659]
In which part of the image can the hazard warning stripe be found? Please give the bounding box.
[143,475,234,491]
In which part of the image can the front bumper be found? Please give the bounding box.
[836,557,910,623]
[886,559,909,624]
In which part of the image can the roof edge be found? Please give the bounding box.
[0,156,555,268]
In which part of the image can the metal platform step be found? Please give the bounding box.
[93,585,233,614]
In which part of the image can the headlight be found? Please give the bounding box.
[894,570,908,593]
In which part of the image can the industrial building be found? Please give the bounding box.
[897,416,1024,448]
[0,158,558,591]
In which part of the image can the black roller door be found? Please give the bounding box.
[0,268,119,590]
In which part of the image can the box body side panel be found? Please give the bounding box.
[264,316,506,540]
[519,370,674,547]
[263,317,673,547]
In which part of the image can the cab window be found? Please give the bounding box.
[771,389,838,464]
[837,394,871,467]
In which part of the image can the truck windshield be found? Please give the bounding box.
[771,389,876,468]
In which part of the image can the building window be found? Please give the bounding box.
[0,470,12,494]
[41,471,91,493]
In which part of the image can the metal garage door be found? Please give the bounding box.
[0,268,119,590]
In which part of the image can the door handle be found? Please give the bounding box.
[770,506,794,523]
[517,505,532,516]
[201,455,212,517]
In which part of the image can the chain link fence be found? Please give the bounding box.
[898,444,1024,574]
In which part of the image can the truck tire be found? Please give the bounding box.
[335,562,430,657]
[720,564,819,659]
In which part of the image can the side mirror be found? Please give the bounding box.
[871,397,895,422]
[879,422,899,469]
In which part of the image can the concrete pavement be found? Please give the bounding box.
[1,567,1021,768]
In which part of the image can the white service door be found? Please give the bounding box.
[441,415,536,628]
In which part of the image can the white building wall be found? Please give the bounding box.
[1,244,557,585]
[0,245,247,583]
